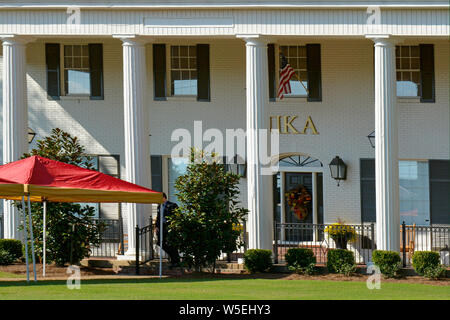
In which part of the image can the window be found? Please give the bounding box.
[399,161,430,226]
[396,46,421,97]
[279,46,308,97]
[170,45,197,96]
[64,45,91,95]
[168,157,189,205]
[45,43,103,100]
[360,159,432,226]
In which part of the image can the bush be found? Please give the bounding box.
[0,239,23,260]
[244,249,273,273]
[168,149,248,272]
[372,250,401,278]
[327,249,356,275]
[412,251,445,279]
[285,248,316,275]
[0,249,16,265]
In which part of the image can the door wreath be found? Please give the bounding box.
[285,185,312,221]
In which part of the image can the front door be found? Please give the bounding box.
[284,172,313,241]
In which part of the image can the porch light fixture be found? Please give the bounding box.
[367,130,375,149]
[28,127,36,144]
[329,156,347,186]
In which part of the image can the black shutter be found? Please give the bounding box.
[151,155,163,192]
[306,44,322,102]
[197,44,210,102]
[429,160,450,224]
[360,159,376,223]
[153,44,166,100]
[89,44,104,100]
[420,44,435,103]
[268,43,276,101]
[45,43,60,99]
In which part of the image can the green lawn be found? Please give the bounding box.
[0,271,25,279]
[0,277,449,300]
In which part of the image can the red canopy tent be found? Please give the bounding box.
[0,155,163,281]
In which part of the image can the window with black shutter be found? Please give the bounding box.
[151,155,163,192]
[270,44,322,101]
[154,43,210,101]
[45,43,104,99]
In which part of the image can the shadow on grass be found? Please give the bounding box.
[0,273,290,288]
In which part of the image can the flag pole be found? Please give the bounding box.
[21,196,30,283]
[43,200,47,277]
[27,196,37,282]
[159,208,163,279]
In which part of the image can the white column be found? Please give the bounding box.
[367,35,400,252]
[115,36,151,257]
[238,35,273,250]
[2,36,29,240]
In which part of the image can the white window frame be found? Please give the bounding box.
[166,44,198,98]
[396,45,421,99]
[277,44,308,99]
[59,43,91,98]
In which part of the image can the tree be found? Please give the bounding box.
[168,149,248,272]
[17,128,103,266]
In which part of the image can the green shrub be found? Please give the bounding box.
[0,249,16,265]
[244,249,273,273]
[0,239,23,260]
[327,249,356,275]
[372,250,401,278]
[285,248,316,275]
[412,251,445,279]
[412,251,440,275]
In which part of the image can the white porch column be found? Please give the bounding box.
[1,35,29,240]
[238,35,273,250]
[367,35,400,252]
[115,36,151,257]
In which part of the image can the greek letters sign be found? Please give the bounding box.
[269,115,319,135]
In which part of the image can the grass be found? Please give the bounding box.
[0,271,25,279]
[0,277,449,300]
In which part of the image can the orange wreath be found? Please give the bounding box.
[285,185,312,221]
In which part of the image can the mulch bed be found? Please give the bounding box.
[1,263,449,286]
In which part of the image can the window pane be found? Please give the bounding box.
[400,58,410,69]
[188,46,196,56]
[64,57,72,68]
[171,57,179,69]
[410,58,420,69]
[189,58,196,69]
[288,46,297,57]
[410,46,420,57]
[82,45,89,56]
[64,45,72,56]
[298,58,307,70]
[397,80,419,97]
[399,161,430,226]
[73,45,81,56]
[400,46,410,57]
[168,158,189,205]
[180,57,189,69]
[67,70,91,95]
[402,71,411,81]
[411,71,420,84]
[171,46,179,56]
[179,46,188,56]
[82,57,89,68]
[289,58,297,69]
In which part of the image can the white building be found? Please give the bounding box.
[0,1,449,258]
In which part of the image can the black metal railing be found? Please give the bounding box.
[89,218,124,257]
[135,219,154,275]
[401,222,450,267]
[274,222,450,266]
[274,222,376,265]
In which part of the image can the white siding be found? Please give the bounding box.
[0,8,448,36]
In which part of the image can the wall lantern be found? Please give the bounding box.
[367,130,375,149]
[28,127,36,144]
[329,156,347,186]
[226,155,247,178]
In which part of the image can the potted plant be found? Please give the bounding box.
[324,220,356,249]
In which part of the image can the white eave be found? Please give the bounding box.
[0,1,449,10]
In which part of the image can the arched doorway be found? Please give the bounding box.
[273,153,324,242]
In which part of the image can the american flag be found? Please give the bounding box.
[277,54,296,100]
